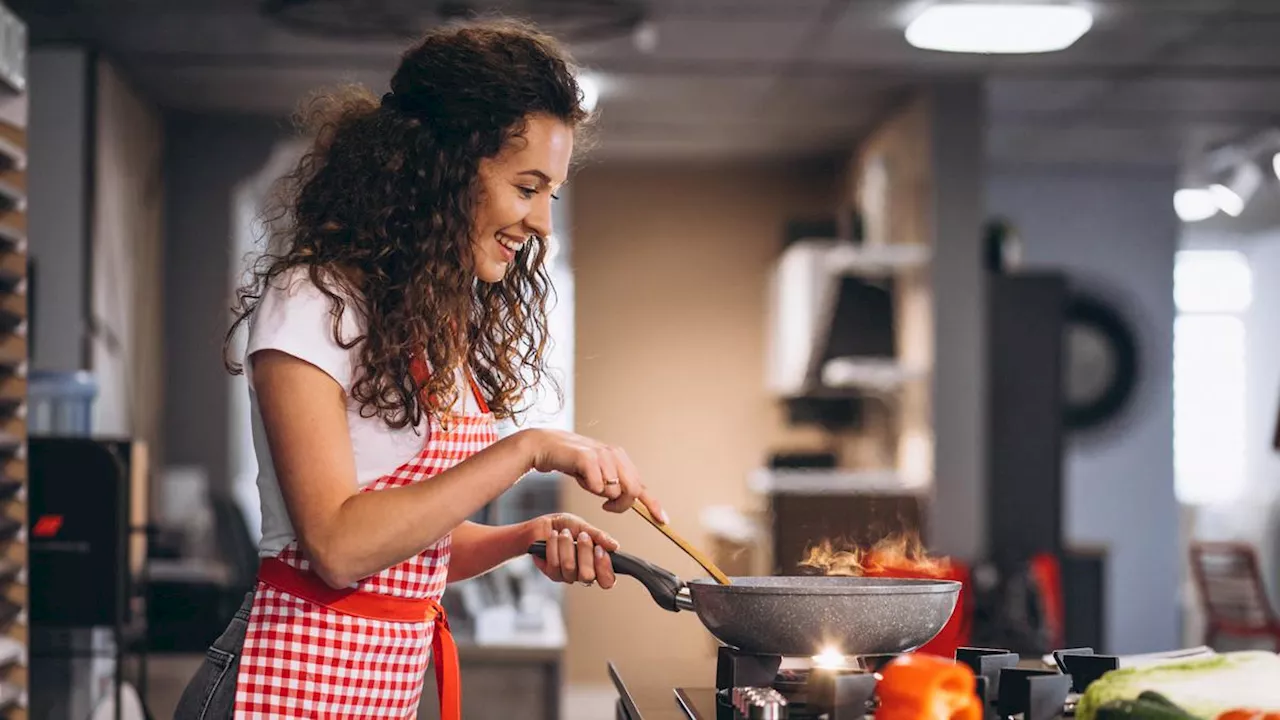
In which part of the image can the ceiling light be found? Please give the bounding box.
[1208,185,1244,217]
[1173,188,1218,223]
[1209,162,1263,218]
[905,3,1093,54]
[1273,152,1280,181]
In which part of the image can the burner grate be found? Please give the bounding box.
[676,644,1111,720]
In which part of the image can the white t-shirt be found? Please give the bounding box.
[245,267,479,556]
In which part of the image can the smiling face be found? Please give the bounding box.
[471,114,574,283]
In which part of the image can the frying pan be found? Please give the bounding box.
[527,542,960,656]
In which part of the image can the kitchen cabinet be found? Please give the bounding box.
[418,645,560,720]
[754,481,927,575]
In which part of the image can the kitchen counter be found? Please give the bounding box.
[607,656,715,719]
[420,644,562,720]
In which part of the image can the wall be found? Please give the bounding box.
[163,113,280,499]
[27,47,89,372]
[987,168,1180,653]
[566,159,839,686]
[926,84,987,559]
[1181,220,1280,619]
[90,58,164,459]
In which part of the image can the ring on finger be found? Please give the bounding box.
[604,477,620,485]
[579,579,595,587]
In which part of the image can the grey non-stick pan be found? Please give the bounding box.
[527,542,960,656]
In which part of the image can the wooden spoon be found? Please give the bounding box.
[631,503,733,585]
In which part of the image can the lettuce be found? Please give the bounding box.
[1076,652,1280,720]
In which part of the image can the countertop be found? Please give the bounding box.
[607,656,716,719]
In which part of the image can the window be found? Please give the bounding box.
[1173,250,1251,505]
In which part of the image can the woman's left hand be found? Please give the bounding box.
[527,513,619,589]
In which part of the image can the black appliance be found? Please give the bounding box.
[28,436,151,720]
[28,438,138,627]
[985,272,1107,653]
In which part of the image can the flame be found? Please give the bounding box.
[798,533,950,578]
[811,646,852,670]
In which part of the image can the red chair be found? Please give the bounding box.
[865,561,972,657]
[1189,541,1280,650]
[1029,553,1065,651]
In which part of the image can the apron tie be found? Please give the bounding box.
[257,557,462,720]
[428,599,461,720]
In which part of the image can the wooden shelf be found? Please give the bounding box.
[0,335,24,367]
[0,295,23,322]
[0,253,23,294]
[1,663,26,686]
[0,541,20,567]
[0,377,21,402]
[0,136,24,173]
[0,170,22,214]
[1,452,21,475]
[0,50,29,709]
[0,225,20,253]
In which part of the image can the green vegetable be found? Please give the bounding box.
[1137,692,1190,713]
[1076,652,1280,720]
[1091,693,1200,720]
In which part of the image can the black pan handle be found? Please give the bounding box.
[526,541,685,612]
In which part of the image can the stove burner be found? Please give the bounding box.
[680,645,1084,720]
[712,648,880,719]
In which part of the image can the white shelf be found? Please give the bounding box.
[749,467,928,496]
[797,238,931,275]
[820,357,926,392]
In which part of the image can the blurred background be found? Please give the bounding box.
[0,0,1278,718]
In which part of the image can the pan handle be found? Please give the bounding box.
[526,541,686,612]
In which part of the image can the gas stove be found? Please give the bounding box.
[610,645,1133,720]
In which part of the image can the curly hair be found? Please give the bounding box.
[226,18,593,429]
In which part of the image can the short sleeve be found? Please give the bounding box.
[244,268,364,392]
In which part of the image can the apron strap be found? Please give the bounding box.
[409,354,491,415]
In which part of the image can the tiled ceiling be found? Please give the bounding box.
[13,0,1280,168]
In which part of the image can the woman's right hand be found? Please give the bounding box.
[520,429,668,524]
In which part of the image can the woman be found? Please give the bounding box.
[174,19,665,720]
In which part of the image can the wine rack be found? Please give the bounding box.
[0,2,26,716]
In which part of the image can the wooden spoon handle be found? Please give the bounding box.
[631,504,733,585]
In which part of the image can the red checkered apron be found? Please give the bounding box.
[234,359,497,719]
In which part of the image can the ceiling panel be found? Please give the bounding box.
[987,80,1108,116]
[126,64,393,116]
[597,74,774,118]
[1079,78,1280,115]
[574,16,818,65]
[1173,22,1280,66]
[16,0,1280,165]
[642,0,835,17]
[1087,0,1273,15]
[756,76,905,122]
[590,125,856,161]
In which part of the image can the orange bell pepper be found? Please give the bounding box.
[876,654,982,720]
[1218,710,1280,720]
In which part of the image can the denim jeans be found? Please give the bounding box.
[172,592,253,720]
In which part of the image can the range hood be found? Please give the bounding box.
[765,238,929,399]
